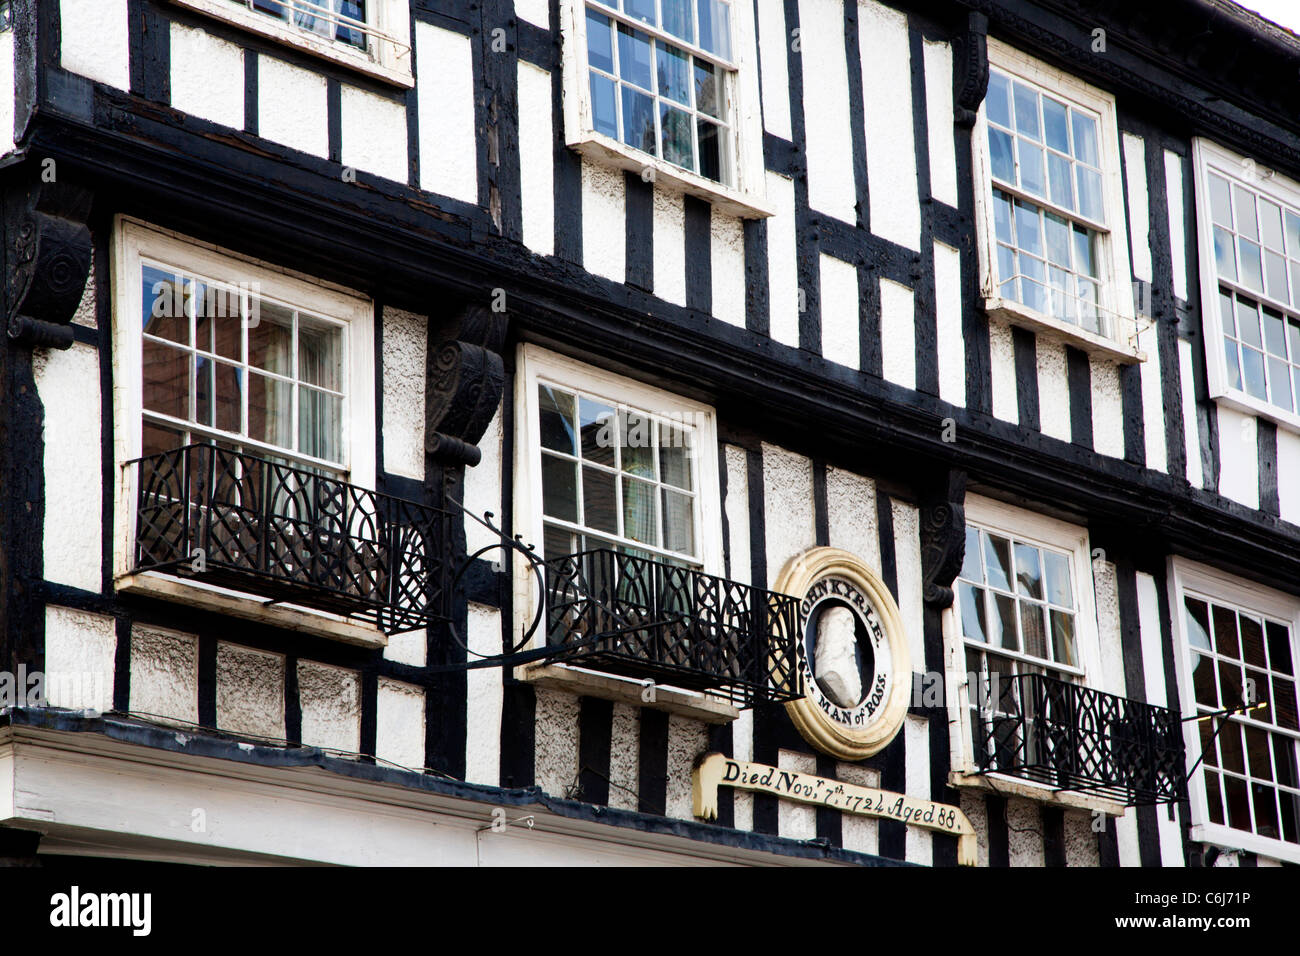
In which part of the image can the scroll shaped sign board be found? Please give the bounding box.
[692,753,978,866]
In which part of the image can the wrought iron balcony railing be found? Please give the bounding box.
[128,444,452,634]
[974,671,1185,806]
[543,548,803,708]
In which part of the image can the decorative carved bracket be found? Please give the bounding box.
[425,303,508,468]
[920,470,968,609]
[5,170,93,350]
[953,12,989,129]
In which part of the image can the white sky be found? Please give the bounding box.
[1232,0,1300,32]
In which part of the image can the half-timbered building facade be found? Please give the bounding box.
[2,0,1298,866]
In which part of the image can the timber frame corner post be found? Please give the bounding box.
[4,167,94,350]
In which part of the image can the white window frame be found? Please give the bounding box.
[946,494,1111,808]
[170,0,413,88]
[1168,556,1300,864]
[972,40,1142,364]
[512,344,734,718]
[559,0,771,219]
[110,217,381,646]
[1192,138,1300,434]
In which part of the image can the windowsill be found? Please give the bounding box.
[948,769,1129,818]
[169,0,414,88]
[1211,386,1300,437]
[568,131,773,220]
[984,296,1147,365]
[1190,821,1300,866]
[116,571,389,649]
[517,660,741,724]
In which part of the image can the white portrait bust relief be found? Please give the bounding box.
[814,605,863,708]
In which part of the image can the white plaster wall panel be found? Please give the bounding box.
[1179,339,1205,490]
[258,56,330,159]
[766,172,800,348]
[1277,429,1300,526]
[957,790,989,867]
[892,500,926,672]
[755,0,791,140]
[776,749,817,839]
[1006,798,1044,866]
[517,61,555,257]
[732,709,754,831]
[653,188,687,307]
[880,278,915,390]
[463,407,503,554]
[534,687,580,797]
[922,40,958,208]
[73,258,97,328]
[724,444,752,585]
[1115,809,1142,866]
[416,23,477,201]
[934,240,965,407]
[35,342,101,592]
[1164,150,1189,301]
[904,715,932,864]
[376,678,425,771]
[988,319,1018,424]
[1036,340,1071,442]
[1136,571,1185,867]
[608,703,640,812]
[1,31,14,154]
[1094,561,1125,697]
[1091,358,1125,459]
[298,661,361,753]
[464,603,502,785]
[129,625,199,725]
[837,763,880,854]
[761,443,815,578]
[1122,133,1152,283]
[711,210,747,328]
[1063,810,1100,866]
[43,606,115,712]
[582,160,626,282]
[384,629,426,667]
[826,466,880,573]
[514,0,549,29]
[216,643,285,740]
[1216,406,1259,509]
[820,254,859,370]
[859,0,920,250]
[170,24,244,129]
[1136,321,1168,472]
[341,85,409,184]
[60,0,130,90]
[797,0,855,224]
[666,716,709,820]
[381,307,426,481]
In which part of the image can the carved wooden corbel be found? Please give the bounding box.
[953,12,989,129]
[425,303,508,468]
[920,469,968,609]
[5,170,94,350]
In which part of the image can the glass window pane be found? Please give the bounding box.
[1245,724,1274,781]
[590,73,618,138]
[142,339,191,420]
[200,284,242,360]
[1071,111,1099,166]
[659,423,693,489]
[1014,542,1043,599]
[1042,97,1069,153]
[1261,199,1285,252]
[617,24,653,89]
[1205,770,1225,825]
[539,385,577,454]
[1213,603,1241,659]
[622,476,658,546]
[1269,356,1294,411]
[1221,722,1246,773]
[983,533,1012,591]
[582,465,618,535]
[661,103,694,170]
[624,0,655,25]
[143,267,188,343]
[1290,319,1300,362]
[1253,782,1281,839]
[1076,166,1103,222]
[1020,601,1047,659]
[1051,610,1077,667]
[194,355,214,427]
[1237,298,1262,348]
[988,128,1015,183]
[696,0,731,59]
[1214,226,1237,281]
[990,592,1017,651]
[579,396,616,466]
[996,245,1017,296]
[1224,338,1242,391]
[1242,347,1267,400]
[960,582,987,642]
[1012,81,1040,140]
[213,361,242,434]
[586,9,614,72]
[662,488,694,555]
[1047,152,1074,210]
[298,316,341,390]
[1043,550,1072,607]
[1263,307,1288,356]
[1209,173,1233,228]
[620,84,656,153]
[661,0,693,42]
[1192,649,1219,709]
[1220,290,1237,336]
[1266,251,1289,303]
[960,526,982,581]
[1234,184,1259,240]
[249,302,294,374]
[697,118,724,184]
[1014,202,1043,258]
[1274,676,1298,731]
[694,60,721,118]
[1266,620,1294,672]
[987,71,1012,128]
[1019,142,1046,198]
[993,190,1014,244]
[620,410,655,475]
[247,371,293,449]
[1021,255,1048,313]
[1073,225,1097,277]
[299,386,342,462]
[1288,211,1300,255]
[1225,776,1251,832]
[657,43,691,106]
[541,453,579,522]
[1044,212,1071,267]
